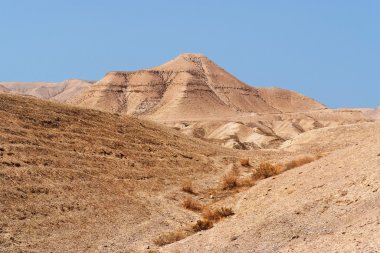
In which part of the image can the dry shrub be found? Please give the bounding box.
[222,166,240,190]
[238,177,256,187]
[222,174,238,189]
[181,180,195,194]
[192,219,214,232]
[153,230,187,246]
[253,162,283,179]
[182,197,203,212]
[217,207,234,217]
[240,158,250,167]
[285,156,316,170]
[202,207,234,222]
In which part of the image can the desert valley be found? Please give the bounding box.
[0,54,379,253]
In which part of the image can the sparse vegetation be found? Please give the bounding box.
[285,156,316,170]
[182,197,203,212]
[181,180,196,194]
[154,207,234,245]
[192,219,214,232]
[253,162,283,179]
[222,173,238,189]
[238,177,256,187]
[222,166,240,190]
[240,158,250,167]
[153,230,187,246]
[202,207,234,222]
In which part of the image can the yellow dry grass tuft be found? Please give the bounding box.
[238,177,256,187]
[285,156,316,170]
[181,180,196,194]
[182,197,203,212]
[192,219,214,232]
[240,158,250,167]
[153,230,187,246]
[222,166,240,190]
[253,162,283,179]
[202,207,234,222]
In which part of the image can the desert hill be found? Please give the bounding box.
[0,93,242,252]
[0,79,93,102]
[363,106,380,120]
[1,93,379,252]
[2,55,371,151]
[70,53,327,120]
[165,121,380,252]
[69,54,373,150]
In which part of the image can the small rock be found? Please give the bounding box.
[230,235,239,241]
[291,235,299,240]
[209,195,214,199]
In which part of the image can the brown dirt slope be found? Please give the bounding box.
[0,93,236,252]
[70,53,326,120]
[165,122,380,253]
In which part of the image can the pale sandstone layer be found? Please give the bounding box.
[70,53,327,120]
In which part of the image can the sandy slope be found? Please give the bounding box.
[165,122,380,252]
[0,93,240,252]
[0,79,93,102]
[1,94,378,253]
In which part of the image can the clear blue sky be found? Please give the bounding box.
[1,0,379,108]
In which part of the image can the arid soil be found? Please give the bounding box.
[1,93,378,253]
[0,94,242,252]
[0,54,379,253]
[165,122,380,253]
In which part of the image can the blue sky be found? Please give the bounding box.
[1,0,379,108]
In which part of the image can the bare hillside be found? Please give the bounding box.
[2,55,372,152]
[165,122,380,252]
[70,53,326,120]
[0,79,93,102]
[68,54,373,151]
[1,93,378,253]
[0,93,239,252]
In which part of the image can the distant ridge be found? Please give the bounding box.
[70,53,327,120]
[0,79,94,102]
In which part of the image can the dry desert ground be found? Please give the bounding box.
[1,54,379,252]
